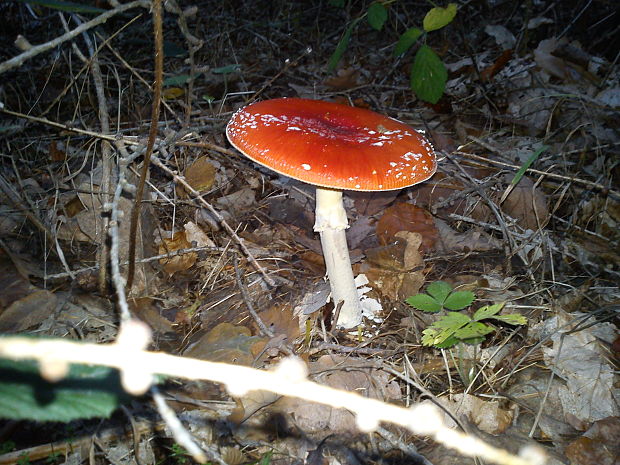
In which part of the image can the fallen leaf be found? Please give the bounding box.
[158,231,196,274]
[129,297,174,334]
[500,175,549,230]
[362,232,425,300]
[350,190,400,216]
[216,187,256,215]
[257,305,300,341]
[376,202,437,252]
[434,218,502,253]
[437,393,513,435]
[49,141,66,161]
[180,156,216,196]
[0,289,57,333]
[324,68,359,90]
[184,322,267,366]
[184,221,216,248]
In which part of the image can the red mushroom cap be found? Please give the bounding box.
[226,98,437,191]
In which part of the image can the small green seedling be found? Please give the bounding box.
[169,444,189,465]
[406,281,527,348]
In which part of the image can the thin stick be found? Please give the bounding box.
[456,147,620,199]
[126,0,163,290]
[0,0,148,74]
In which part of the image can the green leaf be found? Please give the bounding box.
[0,358,129,422]
[421,327,446,346]
[15,0,104,13]
[410,45,447,104]
[444,291,475,310]
[327,19,360,73]
[473,303,505,321]
[426,281,452,303]
[435,335,460,348]
[434,311,471,329]
[453,322,494,340]
[511,145,548,187]
[490,313,528,325]
[367,3,388,31]
[405,293,442,312]
[423,3,457,32]
[393,27,423,57]
[329,0,345,6]
[460,336,486,346]
[212,64,240,74]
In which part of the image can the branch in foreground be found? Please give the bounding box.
[0,322,545,465]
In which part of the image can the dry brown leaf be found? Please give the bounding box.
[184,221,216,248]
[438,393,513,435]
[158,231,196,274]
[500,175,549,230]
[129,297,174,334]
[0,289,57,333]
[49,141,66,162]
[184,322,267,366]
[216,187,256,214]
[376,202,437,252]
[362,231,425,300]
[350,190,400,216]
[257,304,300,341]
[324,67,359,90]
[182,156,216,195]
[434,218,502,253]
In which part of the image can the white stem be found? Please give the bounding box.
[314,188,362,328]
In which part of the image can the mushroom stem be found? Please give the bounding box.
[314,187,363,328]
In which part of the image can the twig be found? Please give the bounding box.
[456,146,620,199]
[64,12,114,294]
[44,245,239,280]
[0,331,545,465]
[0,0,149,74]
[151,386,209,464]
[127,0,163,290]
[233,255,274,338]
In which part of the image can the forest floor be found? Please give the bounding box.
[0,1,618,464]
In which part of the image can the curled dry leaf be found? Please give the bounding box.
[437,393,514,435]
[376,202,437,252]
[362,231,425,300]
[324,67,360,90]
[158,231,196,274]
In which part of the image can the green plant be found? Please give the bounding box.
[17,453,30,465]
[406,281,527,348]
[0,441,15,454]
[168,443,190,465]
[46,451,63,464]
[327,2,457,103]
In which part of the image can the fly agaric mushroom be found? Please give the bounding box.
[226,98,436,328]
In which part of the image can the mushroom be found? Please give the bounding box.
[226,98,436,328]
